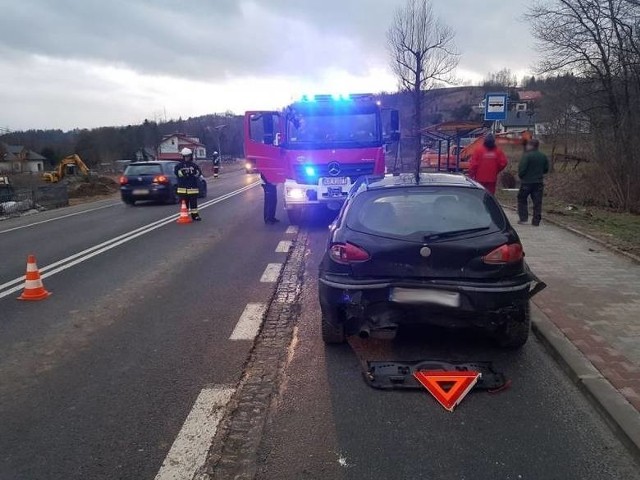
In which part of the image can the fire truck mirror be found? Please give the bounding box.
[390,110,400,133]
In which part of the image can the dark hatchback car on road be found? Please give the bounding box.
[318,173,545,348]
[119,161,207,205]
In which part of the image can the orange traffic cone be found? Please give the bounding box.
[176,200,192,224]
[18,255,51,301]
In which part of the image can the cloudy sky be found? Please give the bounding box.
[0,0,539,132]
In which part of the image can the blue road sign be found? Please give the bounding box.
[484,93,508,121]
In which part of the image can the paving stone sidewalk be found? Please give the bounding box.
[508,210,640,411]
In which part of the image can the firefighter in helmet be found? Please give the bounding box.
[175,147,203,221]
[212,151,220,178]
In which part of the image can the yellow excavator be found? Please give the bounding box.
[42,154,91,182]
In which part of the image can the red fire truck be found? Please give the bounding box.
[244,93,400,223]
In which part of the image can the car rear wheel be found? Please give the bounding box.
[166,189,178,205]
[495,302,530,349]
[321,306,346,344]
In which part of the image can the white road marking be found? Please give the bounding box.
[154,386,234,480]
[275,240,292,253]
[260,263,283,282]
[230,303,268,340]
[0,202,119,234]
[0,182,260,299]
[285,225,298,234]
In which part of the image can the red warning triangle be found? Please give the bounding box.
[413,370,481,412]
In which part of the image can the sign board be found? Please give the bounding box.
[484,93,508,121]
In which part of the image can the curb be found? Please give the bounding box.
[500,204,640,265]
[530,303,640,461]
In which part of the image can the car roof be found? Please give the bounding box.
[127,161,177,165]
[357,172,480,191]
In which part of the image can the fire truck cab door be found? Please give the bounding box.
[244,111,286,184]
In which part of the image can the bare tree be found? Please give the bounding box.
[537,76,591,172]
[387,0,459,173]
[526,0,640,211]
[483,68,519,89]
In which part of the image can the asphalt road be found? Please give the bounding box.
[254,220,640,480]
[0,170,290,480]
[2,171,640,480]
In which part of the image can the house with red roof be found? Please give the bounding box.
[157,133,207,161]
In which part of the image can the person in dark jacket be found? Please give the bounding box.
[175,148,203,221]
[212,151,220,178]
[260,172,279,224]
[468,133,508,194]
[517,138,549,226]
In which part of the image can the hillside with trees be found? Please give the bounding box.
[0,113,244,170]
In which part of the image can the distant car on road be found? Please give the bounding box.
[119,161,207,205]
[318,172,544,348]
[244,158,258,174]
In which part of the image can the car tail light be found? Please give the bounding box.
[119,176,128,185]
[329,242,370,264]
[153,175,169,184]
[483,243,524,264]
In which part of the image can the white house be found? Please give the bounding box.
[0,144,47,173]
[157,133,207,161]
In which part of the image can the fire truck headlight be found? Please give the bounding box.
[286,188,306,200]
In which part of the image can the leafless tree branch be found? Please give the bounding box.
[387,0,459,173]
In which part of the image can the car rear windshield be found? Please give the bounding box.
[346,187,506,242]
[125,164,163,175]
[163,162,179,173]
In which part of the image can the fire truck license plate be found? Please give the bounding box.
[321,177,348,186]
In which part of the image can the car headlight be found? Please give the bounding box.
[286,187,306,200]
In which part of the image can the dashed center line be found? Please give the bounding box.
[275,240,292,252]
[230,303,268,340]
[260,263,283,283]
[154,386,234,480]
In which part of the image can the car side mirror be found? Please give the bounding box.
[390,110,400,132]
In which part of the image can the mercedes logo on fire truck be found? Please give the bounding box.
[327,162,341,176]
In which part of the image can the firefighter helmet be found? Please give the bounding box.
[180,147,193,157]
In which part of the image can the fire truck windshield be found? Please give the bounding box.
[287,111,380,149]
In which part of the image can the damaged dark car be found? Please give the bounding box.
[318,173,545,349]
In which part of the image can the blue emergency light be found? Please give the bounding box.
[304,165,316,177]
[300,93,354,102]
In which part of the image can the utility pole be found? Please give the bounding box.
[214,124,228,159]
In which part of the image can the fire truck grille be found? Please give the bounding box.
[293,162,375,183]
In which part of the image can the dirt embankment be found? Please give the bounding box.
[66,176,119,198]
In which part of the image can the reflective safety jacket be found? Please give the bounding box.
[174,160,202,195]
